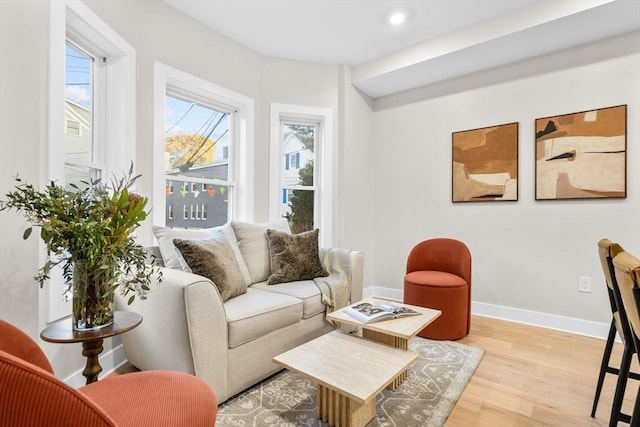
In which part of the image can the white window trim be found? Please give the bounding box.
[153,62,254,226]
[49,0,135,183]
[269,103,333,247]
[48,0,135,323]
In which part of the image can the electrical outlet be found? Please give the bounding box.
[579,276,592,293]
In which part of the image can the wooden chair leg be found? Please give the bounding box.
[593,320,617,417]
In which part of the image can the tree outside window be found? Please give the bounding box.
[281,123,315,233]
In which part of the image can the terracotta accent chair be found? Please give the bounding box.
[403,238,471,340]
[612,250,640,427]
[0,319,218,427]
[592,239,640,425]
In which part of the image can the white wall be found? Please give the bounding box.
[0,0,46,338]
[369,36,640,331]
[337,65,376,281]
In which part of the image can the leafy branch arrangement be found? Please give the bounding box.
[0,163,161,305]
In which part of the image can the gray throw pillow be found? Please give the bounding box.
[173,231,248,302]
[231,219,291,283]
[152,223,252,288]
[266,228,328,285]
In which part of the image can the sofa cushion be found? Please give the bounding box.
[224,288,303,348]
[231,219,290,284]
[152,223,251,286]
[173,231,248,302]
[251,280,325,319]
[266,229,328,285]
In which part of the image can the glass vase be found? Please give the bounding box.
[72,260,116,331]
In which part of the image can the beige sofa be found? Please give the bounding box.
[115,220,364,403]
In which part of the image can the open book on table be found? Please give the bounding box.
[343,301,420,324]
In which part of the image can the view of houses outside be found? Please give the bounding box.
[164,95,231,228]
[280,123,316,233]
[64,42,94,187]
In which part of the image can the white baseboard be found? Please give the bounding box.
[472,301,611,340]
[363,286,610,340]
[62,344,128,388]
[362,286,403,301]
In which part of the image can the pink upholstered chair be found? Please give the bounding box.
[403,238,471,340]
[0,319,218,427]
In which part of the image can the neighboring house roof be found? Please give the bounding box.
[64,99,91,161]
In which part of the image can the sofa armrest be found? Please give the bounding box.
[319,248,364,303]
[115,267,228,395]
[349,250,364,302]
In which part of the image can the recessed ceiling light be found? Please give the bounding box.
[389,11,406,26]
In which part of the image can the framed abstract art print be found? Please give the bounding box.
[535,105,626,200]
[452,122,518,202]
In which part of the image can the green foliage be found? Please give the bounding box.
[286,160,314,233]
[0,163,161,303]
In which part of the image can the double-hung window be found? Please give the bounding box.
[270,104,333,247]
[63,39,105,186]
[48,0,135,322]
[153,63,254,229]
[163,93,231,228]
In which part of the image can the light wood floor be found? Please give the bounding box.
[114,315,637,426]
[447,315,638,426]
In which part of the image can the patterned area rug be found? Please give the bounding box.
[217,337,484,426]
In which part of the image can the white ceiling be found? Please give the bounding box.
[164,0,640,98]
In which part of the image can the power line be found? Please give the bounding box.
[172,111,229,171]
[165,103,195,133]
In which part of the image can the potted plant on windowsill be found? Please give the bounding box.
[0,163,161,331]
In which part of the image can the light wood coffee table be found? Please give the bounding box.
[327,296,441,388]
[273,330,417,427]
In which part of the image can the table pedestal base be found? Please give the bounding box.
[81,338,104,384]
[317,384,375,427]
[362,329,409,390]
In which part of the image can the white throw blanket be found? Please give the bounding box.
[314,248,353,326]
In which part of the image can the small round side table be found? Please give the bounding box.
[41,311,142,385]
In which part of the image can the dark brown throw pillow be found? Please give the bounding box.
[266,228,328,285]
[173,231,247,302]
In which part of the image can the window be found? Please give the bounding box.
[153,63,254,229]
[286,152,300,170]
[270,104,333,246]
[164,94,231,227]
[48,0,135,322]
[63,39,103,188]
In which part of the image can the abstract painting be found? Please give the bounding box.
[535,105,626,200]
[452,122,518,202]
